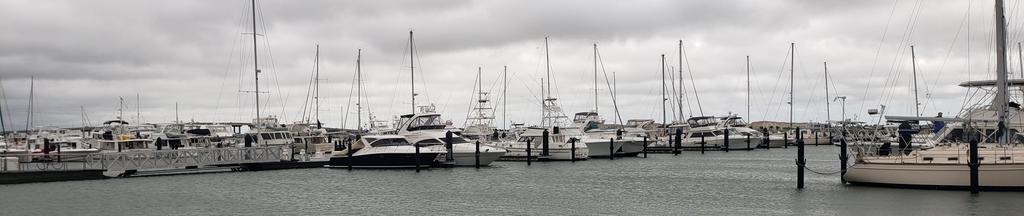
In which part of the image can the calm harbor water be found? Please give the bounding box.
[0,146,1019,215]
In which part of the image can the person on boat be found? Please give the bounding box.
[897,121,914,155]
[932,112,945,134]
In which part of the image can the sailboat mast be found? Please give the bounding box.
[910,45,920,117]
[824,61,831,126]
[545,37,551,100]
[26,77,33,131]
[593,43,598,113]
[118,96,123,122]
[357,49,362,131]
[678,40,685,118]
[995,0,1009,145]
[746,56,751,121]
[136,93,140,124]
[540,77,545,127]
[1019,42,1023,80]
[251,0,260,125]
[789,42,794,129]
[503,65,507,129]
[661,54,666,127]
[314,44,320,124]
[409,31,416,114]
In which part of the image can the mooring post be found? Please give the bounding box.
[445,131,454,163]
[347,137,354,171]
[609,138,615,160]
[643,136,648,158]
[969,134,980,194]
[414,143,421,173]
[700,136,705,155]
[542,129,550,157]
[839,136,848,184]
[761,128,770,148]
[475,141,481,169]
[746,134,751,150]
[570,138,576,162]
[814,131,820,146]
[783,132,789,149]
[673,128,682,155]
[796,127,805,189]
[526,139,532,166]
[724,129,730,152]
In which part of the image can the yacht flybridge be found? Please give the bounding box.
[845,0,1024,190]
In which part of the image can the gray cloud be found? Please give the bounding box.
[0,0,1018,131]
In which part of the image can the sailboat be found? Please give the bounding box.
[844,0,1024,190]
[489,37,589,161]
[576,43,645,157]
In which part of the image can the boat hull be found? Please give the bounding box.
[584,140,624,157]
[326,153,440,168]
[845,163,1024,190]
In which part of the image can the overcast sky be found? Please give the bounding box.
[1,0,1021,130]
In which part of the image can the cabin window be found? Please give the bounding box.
[922,157,933,161]
[450,137,471,144]
[415,139,444,146]
[371,138,410,147]
[1000,156,1012,160]
[261,134,272,139]
[947,157,958,161]
[294,138,303,144]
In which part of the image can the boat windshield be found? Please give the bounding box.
[370,138,411,147]
[415,139,444,146]
[407,115,446,131]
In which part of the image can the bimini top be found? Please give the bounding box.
[103,120,129,125]
[958,79,1024,87]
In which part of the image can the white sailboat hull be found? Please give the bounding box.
[845,163,1024,189]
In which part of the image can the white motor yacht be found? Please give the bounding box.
[326,135,443,168]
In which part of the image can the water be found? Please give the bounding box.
[0,146,1019,215]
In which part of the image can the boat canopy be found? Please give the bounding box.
[958,79,1024,87]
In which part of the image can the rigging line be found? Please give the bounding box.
[596,47,623,126]
[214,3,248,120]
[389,35,411,117]
[761,47,791,121]
[255,2,288,121]
[961,0,972,114]
[794,50,822,122]
[680,40,703,116]
[876,0,924,113]
[342,66,356,129]
[667,64,679,120]
[856,0,901,121]
[462,68,480,127]
[300,45,317,123]
[413,37,432,107]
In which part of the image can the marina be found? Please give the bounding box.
[0,146,1017,215]
[3,0,1024,214]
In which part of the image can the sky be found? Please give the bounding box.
[0,0,1021,131]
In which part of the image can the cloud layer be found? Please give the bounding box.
[0,0,1018,131]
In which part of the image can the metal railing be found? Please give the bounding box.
[0,147,283,173]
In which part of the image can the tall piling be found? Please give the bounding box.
[969,134,980,193]
[796,127,805,189]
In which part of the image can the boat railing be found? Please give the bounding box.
[0,147,284,173]
[853,143,1024,165]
